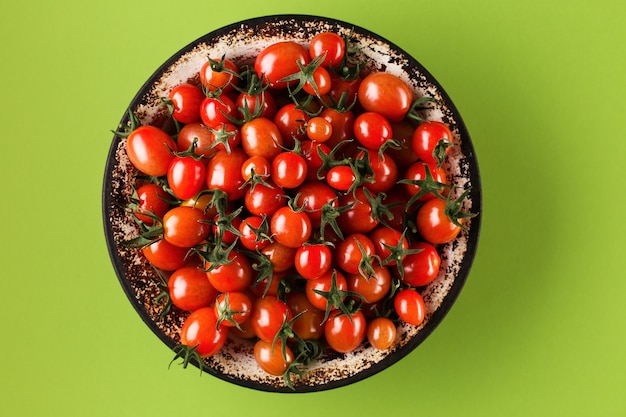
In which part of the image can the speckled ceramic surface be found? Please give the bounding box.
[102,14,481,392]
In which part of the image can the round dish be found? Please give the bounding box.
[102,14,481,392]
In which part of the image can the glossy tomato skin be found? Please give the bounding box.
[320,107,355,151]
[270,206,312,249]
[205,250,254,293]
[168,265,218,311]
[240,117,284,161]
[400,242,441,287]
[326,165,356,192]
[286,291,325,340]
[260,241,297,273]
[367,317,397,350]
[236,90,277,120]
[347,264,392,304]
[416,198,462,244]
[162,206,211,248]
[168,83,204,124]
[294,243,333,280]
[273,103,310,149]
[177,122,217,159]
[134,183,171,225]
[403,161,448,202]
[324,310,367,353]
[369,226,407,266]
[167,156,206,200]
[249,295,292,342]
[206,148,248,201]
[199,95,237,129]
[394,288,426,325]
[238,215,271,251]
[294,181,338,227]
[254,41,311,89]
[305,269,348,311]
[309,31,345,68]
[254,339,294,376]
[358,149,398,194]
[141,238,190,271]
[214,291,253,327]
[200,57,239,93]
[358,72,413,122]
[353,111,393,150]
[244,180,286,217]
[412,121,454,164]
[271,151,307,189]
[180,307,229,357]
[337,187,379,235]
[335,233,376,275]
[301,140,331,181]
[125,126,177,176]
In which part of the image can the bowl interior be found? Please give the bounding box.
[103,14,481,392]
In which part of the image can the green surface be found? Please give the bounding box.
[1,0,625,416]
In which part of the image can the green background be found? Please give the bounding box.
[1,0,625,415]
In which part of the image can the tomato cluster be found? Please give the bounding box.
[117,31,475,388]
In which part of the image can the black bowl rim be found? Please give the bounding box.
[102,13,482,393]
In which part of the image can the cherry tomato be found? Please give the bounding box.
[416,198,462,244]
[367,317,396,350]
[358,149,398,194]
[205,250,254,293]
[326,165,356,191]
[240,117,284,161]
[399,242,441,287]
[309,31,345,68]
[358,72,413,122]
[412,120,454,165]
[394,288,426,325]
[303,65,331,96]
[249,295,292,342]
[176,122,217,159]
[273,103,310,149]
[324,309,367,353]
[162,206,211,248]
[199,56,240,93]
[214,291,253,327]
[244,180,286,217]
[180,307,229,357]
[271,151,308,189]
[167,156,206,200]
[270,206,312,249]
[236,89,277,120]
[241,155,271,182]
[199,94,237,129]
[369,226,408,266]
[254,339,294,376]
[125,125,177,176]
[168,265,218,311]
[294,243,333,280]
[167,83,204,124]
[134,183,171,225]
[305,269,348,312]
[141,238,190,271]
[353,111,393,150]
[286,291,325,341]
[294,181,338,227]
[403,161,448,202]
[306,116,333,142]
[254,41,311,89]
[335,233,376,276]
[205,148,248,201]
[337,187,379,235]
[238,215,271,251]
[387,121,419,167]
[301,140,331,181]
[347,264,392,304]
[260,242,297,273]
[324,73,360,110]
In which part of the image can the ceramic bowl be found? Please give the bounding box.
[102,14,481,392]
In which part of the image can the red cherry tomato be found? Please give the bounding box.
[167,156,206,200]
[179,307,228,357]
[249,295,292,342]
[125,125,177,176]
[162,206,211,248]
[254,339,294,376]
[358,72,413,122]
[294,243,333,280]
[168,83,204,124]
[270,206,312,249]
[309,31,345,68]
[399,242,441,287]
[205,250,254,293]
[412,121,454,165]
[168,265,218,311]
[367,317,397,350]
[394,288,426,325]
[254,41,311,89]
[416,198,463,244]
[271,151,308,189]
[134,183,171,225]
[324,309,367,353]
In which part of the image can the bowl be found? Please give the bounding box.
[102,14,481,392]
